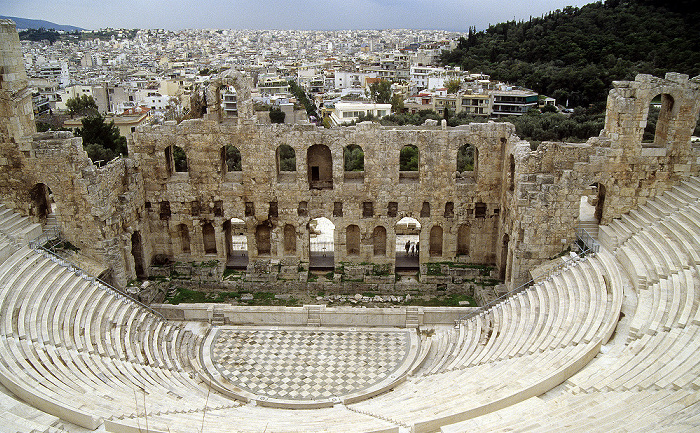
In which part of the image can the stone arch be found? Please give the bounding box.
[309,217,334,269]
[284,223,296,255]
[29,182,51,222]
[177,223,190,254]
[457,224,470,255]
[395,216,420,270]
[429,225,443,257]
[346,224,360,256]
[202,222,217,254]
[205,70,254,122]
[643,93,677,147]
[256,222,272,256]
[224,217,248,268]
[131,231,145,278]
[373,226,387,256]
[221,144,241,174]
[307,144,333,189]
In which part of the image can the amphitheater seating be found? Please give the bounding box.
[1,175,700,433]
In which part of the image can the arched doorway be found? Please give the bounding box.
[373,226,387,256]
[395,217,420,271]
[29,183,52,222]
[202,222,217,254]
[256,223,272,255]
[224,218,248,269]
[429,225,443,257]
[309,217,334,269]
[346,225,360,256]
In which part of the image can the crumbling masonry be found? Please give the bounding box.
[2,20,700,289]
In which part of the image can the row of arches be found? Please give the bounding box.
[165,217,475,267]
[164,143,480,187]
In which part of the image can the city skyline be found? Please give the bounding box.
[4,0,594,31]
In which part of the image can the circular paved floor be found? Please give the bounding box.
[203,326,417,406]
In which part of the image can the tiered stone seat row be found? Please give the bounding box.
[440,177,700,432]
[0,204,42,245]
[0,211,238,430]
[415,253,616,378]
[347,249,623,432]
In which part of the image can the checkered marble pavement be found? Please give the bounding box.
[205,327,414,402]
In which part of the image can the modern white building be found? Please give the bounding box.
[329,102,391,125]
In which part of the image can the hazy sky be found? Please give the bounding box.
[4,0,595,31]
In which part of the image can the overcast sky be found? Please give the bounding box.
[4,0,595,31]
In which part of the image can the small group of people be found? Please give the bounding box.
[404,240,419,256]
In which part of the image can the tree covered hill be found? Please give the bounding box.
[440,0,700,109]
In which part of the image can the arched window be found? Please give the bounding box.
[173,145,187,172]
[346,225,360,256]
[202,222,217,254]
[178,224,190,254]
[221,144,241,173]
[307,144,333,189]
[277,144,296,172]
[429,225,443,257]
[284,224,296,254]
[373,226,387,256]
[344,144,364,171]
[444,202,454,218]
[643,93,675,147]
[457,144,474,172]
[256,224,271,255]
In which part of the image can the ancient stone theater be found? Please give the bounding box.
[2,19,700,432]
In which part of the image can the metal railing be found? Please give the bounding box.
[576,227,600,254]
[28,229,166,321]
[454,231,596,327]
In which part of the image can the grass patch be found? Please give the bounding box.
[167,287,242,305]
[371,263,392,276]
[222,268,242,280]
[425,263,444,276]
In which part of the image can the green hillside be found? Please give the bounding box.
[441,0,700,109]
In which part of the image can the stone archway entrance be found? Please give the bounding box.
[309,217,334,270]
[29,183,52,223]
[395,217,420,271]
[224,218,248,269]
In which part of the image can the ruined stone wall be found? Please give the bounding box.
[0,20,38,209]
[131,120,515,280]
[507,73,700,285]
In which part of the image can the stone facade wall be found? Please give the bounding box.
[2,22,699,289]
